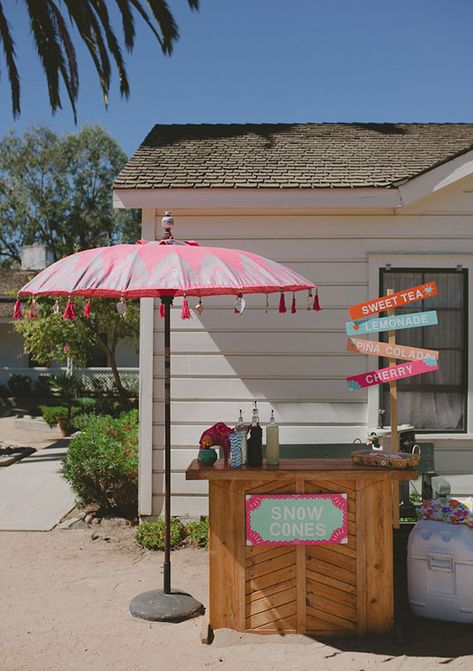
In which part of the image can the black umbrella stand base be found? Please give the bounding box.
[129,589,205,623]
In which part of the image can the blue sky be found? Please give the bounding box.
[0,0,472,156]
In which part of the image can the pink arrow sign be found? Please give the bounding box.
[347,357,439,390]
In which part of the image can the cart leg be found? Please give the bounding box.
[200,612,214,645]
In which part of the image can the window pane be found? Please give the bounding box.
[383,391,464,431]
[424,310,463,348]
[424,272,463,309]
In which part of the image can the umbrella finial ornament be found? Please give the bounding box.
[13,296,23,320]
[161,211,175,240]
[307,289,313,311]
[195,298,204,314]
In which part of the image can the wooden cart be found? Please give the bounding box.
[186,458,416,637]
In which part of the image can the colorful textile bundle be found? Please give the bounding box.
[417,497,473,528]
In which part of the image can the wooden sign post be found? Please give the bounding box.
[387,289,399,453]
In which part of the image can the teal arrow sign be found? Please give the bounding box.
[346,310,438,336]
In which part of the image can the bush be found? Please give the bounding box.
[41,405,69,425]
[186,518,209,548]
[62,410,138,516]
[33,375,53,398]
[135,518,185,551]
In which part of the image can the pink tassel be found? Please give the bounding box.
[181,295,191,320]
[160,302,165,318]
[63,299,77,320]
[28,299,39,319]
[13,298,23,320]
[83,300,92,318]
[279,292,287,314]
[291,294,297,314]
[313,289,321,312]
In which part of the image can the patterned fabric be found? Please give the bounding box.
[199,422,234,460]
[18,241,315,300]
[417,497,473,528]
[229,432,242,469]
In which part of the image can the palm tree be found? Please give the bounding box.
[0,1,199,121]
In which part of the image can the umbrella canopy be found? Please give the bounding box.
[17,226,320,621]
[18,240,315,300]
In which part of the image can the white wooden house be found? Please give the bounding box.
[113,123,473,519]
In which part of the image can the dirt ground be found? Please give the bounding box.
[2,525,473,671]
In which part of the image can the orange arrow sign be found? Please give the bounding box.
[348,281,438,321]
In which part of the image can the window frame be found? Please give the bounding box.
[377,266,468,434]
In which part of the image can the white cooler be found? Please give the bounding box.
[408,519,473,623]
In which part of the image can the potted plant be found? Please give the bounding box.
[198,436,218,465]
[40,405,72,436]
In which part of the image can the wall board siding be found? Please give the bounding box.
[146,183,473,516]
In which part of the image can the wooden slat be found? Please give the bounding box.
[306,555,356,586]
[247,577,297,604]
[306,605,356,631]
[246,564,297,594]
[208,480,246,631]
[306,577,357,610]
[306,545,356,572]
[251,620,297,633]
[364,479,394,634]
[296,476,306,634]
[245,479,295,495]
[306,592,357,623]
[246,546,294,567]
[306,567,356,595]
[246,551,296,580]
[355,480,367,635]
[249,601,297,629]
[246,587,296,617]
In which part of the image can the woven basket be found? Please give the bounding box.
[351,444,421,469]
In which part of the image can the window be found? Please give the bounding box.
[379,268,468,432]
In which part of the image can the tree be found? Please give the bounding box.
[0,124,140,266]
[14,297,140,404]
[0,1,199,120]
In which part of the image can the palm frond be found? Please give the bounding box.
[0,1,20,117]
[90,0,130,97]
[143,0,179,54]
[63,0,112,106]
[47,0,79,121]
[115,0,135,50]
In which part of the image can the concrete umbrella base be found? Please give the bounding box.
[129,589,205,623]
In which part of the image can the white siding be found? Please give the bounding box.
[145,176,473,518]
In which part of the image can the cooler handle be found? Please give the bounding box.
[427,554,454,573]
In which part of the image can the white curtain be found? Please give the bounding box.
[381,270,465,431]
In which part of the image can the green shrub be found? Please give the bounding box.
[135,518,185,551]
[186,518,209,548]
[62,410,138,516]
[41,405,69,425]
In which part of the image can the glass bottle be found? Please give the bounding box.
[235,409,248,465]
[265,410,280,465]
[247,402,263,467]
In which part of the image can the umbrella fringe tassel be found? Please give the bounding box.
[83,300,92,318]
[291,294,297,314]
[279,292,287,314]
[160,302,165,318]
[313,289,321,311]
[13,298,22,320]
[63,299,77,320]
[181,296,191,320]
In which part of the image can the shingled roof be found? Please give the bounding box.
[114,123,473,190]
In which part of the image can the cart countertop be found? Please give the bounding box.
[186,458,417,481]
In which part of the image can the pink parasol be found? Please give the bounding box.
[17,213,319,622]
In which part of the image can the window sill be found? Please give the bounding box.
[419,434,473,443]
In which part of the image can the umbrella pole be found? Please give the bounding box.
[163,296,172,594]
[129,295,204,622]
